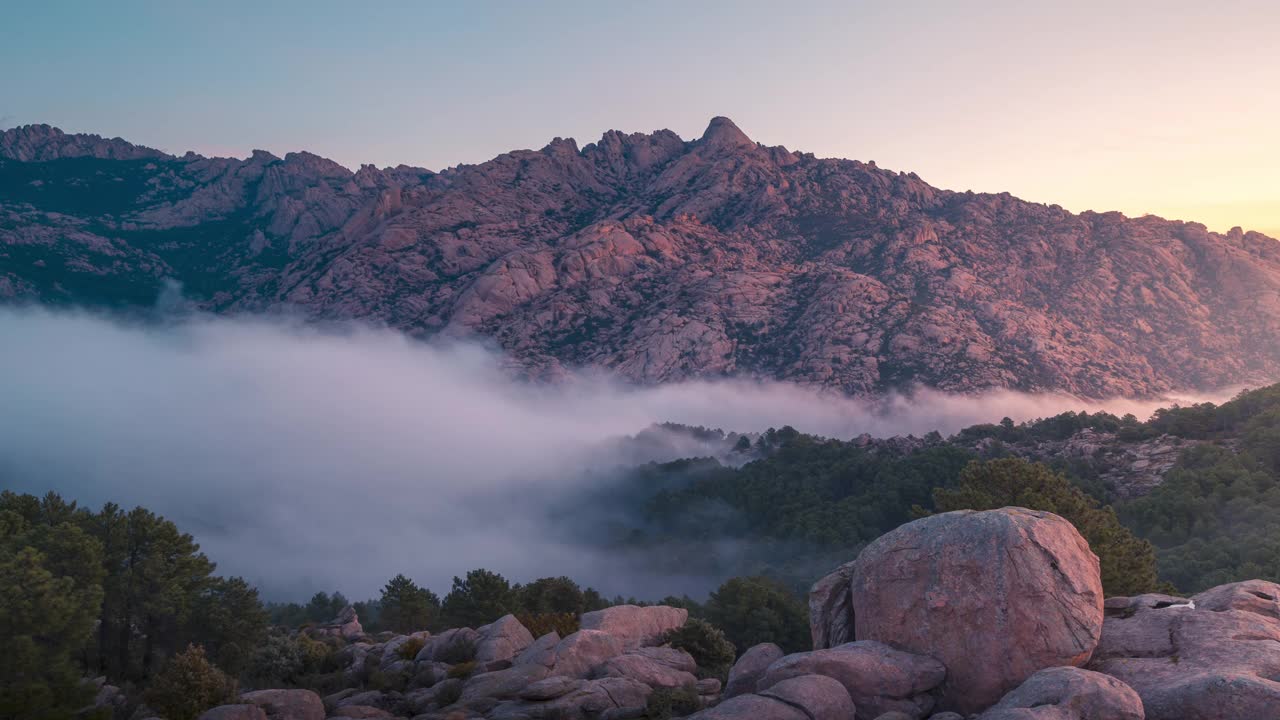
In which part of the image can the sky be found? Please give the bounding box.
[2,0,1278,237]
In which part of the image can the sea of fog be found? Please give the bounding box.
[0,307,1240,600]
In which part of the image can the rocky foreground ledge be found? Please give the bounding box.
[192,508,1280,720]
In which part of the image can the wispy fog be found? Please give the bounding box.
[0,308,1238,600]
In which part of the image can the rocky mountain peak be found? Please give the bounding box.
[698,116,756,152]
[0,123,169,162]
[3,119,1280,397]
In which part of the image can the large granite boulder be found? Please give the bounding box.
[414,627,480,663]
[549,629,625,678]
[461,663,551,701]
[580,605,688,649]
[598,646,698,688]
[685,675,852,720]
[239,689,325,720]
[848,508,1104,714]
[379,630,431,664]
[756,641,945,720]
[978,667,1144,719]
[1089,580,1280,720]
[809,560,856,650]
[475,614,536,664]
[489,677,651,720]
[515,631,561,667]
[683,694,807,720]
[197,706,268,720]
[519,676,586,701]
[758,674,856,720]
[328,706,395,719]
[311,605,364,641]
[725,643,785,698]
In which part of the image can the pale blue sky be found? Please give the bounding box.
[3,0,1278,235]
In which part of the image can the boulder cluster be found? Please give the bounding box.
[196,507,1280,720]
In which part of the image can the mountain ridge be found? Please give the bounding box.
[3,117,1280,397]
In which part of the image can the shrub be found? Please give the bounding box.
[144,645,237,720]
[516,612,579,639]
[645,684,701,720]
[296,633,336,673]
[297,669,348,696]
[446,660,477,679]
[663,619,735,680]
[368,667,409,692]
[246,632,305,686]
[398,635,427,661]
[437,636,477,665]
[434,679,464,707]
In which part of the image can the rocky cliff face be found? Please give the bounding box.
[4,117,1280,396]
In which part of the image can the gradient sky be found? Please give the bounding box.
[3,0,1278,236]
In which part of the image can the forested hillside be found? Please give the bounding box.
[598,383,1280,593]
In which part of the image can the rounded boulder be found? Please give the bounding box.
[850,507,1104,714]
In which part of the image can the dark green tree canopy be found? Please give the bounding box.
[379,574,441,633]
[704,576,810,654]
[442,568,516,628]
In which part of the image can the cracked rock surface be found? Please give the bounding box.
[1089,579,1280,720]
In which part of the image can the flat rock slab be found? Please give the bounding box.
[1089,580,1280,720]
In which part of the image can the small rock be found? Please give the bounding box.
[240,689,326,720]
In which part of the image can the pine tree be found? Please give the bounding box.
[441,569,515,628]
[379,574,440,633]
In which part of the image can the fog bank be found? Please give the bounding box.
[0,308,1238,600]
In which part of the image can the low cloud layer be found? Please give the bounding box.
[0,308,1240,600]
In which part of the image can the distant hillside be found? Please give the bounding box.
[4,119,1280,396]
[594,383,1280,593]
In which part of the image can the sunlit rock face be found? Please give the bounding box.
[5,117,1280,396]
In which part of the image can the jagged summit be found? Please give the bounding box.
[0,123,169,162]
[2,119,1280,397]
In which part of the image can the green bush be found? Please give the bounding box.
[437,636,477,665]
[435,680,463,707]
[645,684,701,720]
[446,660,478,679]
[246,632,306,686]
[663,619,735,680]
[144,645,238,720]
[398,635,427,661]
[368,667,409,692]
